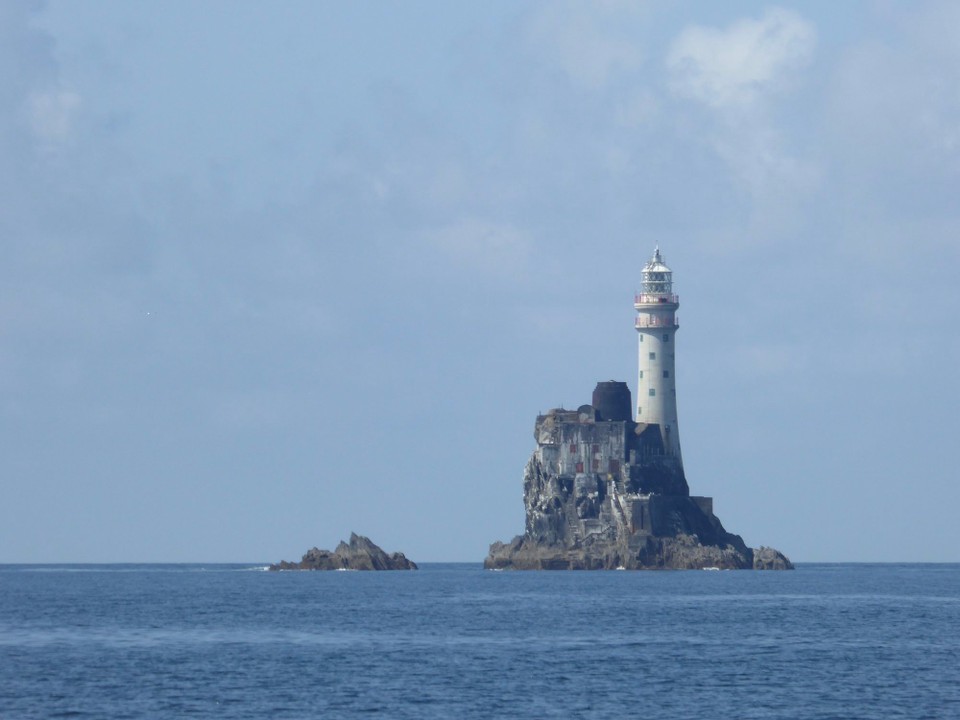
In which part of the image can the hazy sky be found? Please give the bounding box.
[3,1,959,563]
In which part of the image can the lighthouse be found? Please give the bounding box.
[635,246,682,463]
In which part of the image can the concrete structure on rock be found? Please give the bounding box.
[485,247,792,570]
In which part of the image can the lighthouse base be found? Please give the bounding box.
[484,386,792,571]
[485,533,779,571]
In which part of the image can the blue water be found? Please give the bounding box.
[1,564,958,719]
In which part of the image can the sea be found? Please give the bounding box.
[1,563,957,719]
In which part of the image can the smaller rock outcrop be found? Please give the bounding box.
[269,533,418,571]
[751,546,794,570]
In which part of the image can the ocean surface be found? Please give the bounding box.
[1,563,958,719]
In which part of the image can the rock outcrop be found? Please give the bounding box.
[485,384,793,571]
[270,533,418,571]
[752,546,793,570]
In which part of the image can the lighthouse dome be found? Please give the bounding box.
[643,246,672,273]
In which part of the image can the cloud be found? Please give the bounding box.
[729,340,810,378]
[426,218,532,278]
[709,123,820,212]
[667,7,816,112]
[662,8,818,222]
[0,3,80,155]
[826,7,960,174]
[613,89,659,129]
[26,89,80,147]
[526,1,647,90]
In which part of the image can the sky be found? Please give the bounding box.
[2,1,959,563]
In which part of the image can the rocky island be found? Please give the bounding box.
[485,383,792,570]
[485,248,792,571]
[270,533,417,571]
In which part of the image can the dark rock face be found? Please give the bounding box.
[485,391,793,571]
[270,533,417,571]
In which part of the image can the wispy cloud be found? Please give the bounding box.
[26,89,80,148]
[665,8,818,221]
[426,218,532,279]
[827,8,960,169]
[525,1,648,90]
[667,7,816,112]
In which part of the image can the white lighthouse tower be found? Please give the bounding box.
[635,246,682,462]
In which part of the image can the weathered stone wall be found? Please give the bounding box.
[533,410,688,497]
